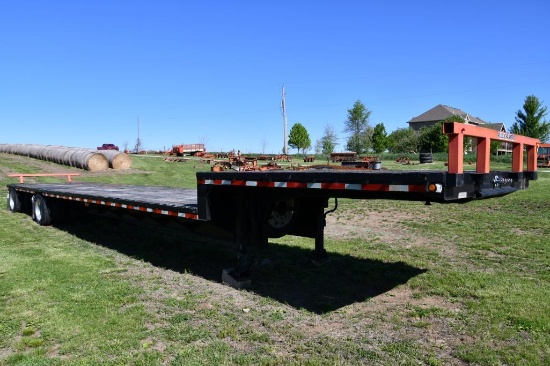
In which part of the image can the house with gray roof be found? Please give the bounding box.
[408,104,511,154]
[408,104,487,131]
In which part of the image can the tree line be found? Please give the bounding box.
[287,95,549,156]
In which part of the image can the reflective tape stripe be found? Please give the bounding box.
[27,192,199,220]
[200,179,426,193]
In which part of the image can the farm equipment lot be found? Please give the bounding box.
[1,153,549,365]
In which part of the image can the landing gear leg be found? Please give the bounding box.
[222,195,253,289]
[311,198,337,264]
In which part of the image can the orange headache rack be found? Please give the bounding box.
[443,122,539,174]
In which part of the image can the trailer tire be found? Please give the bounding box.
[266,198,297,237]
[32,194,52,226]
[7,188,22,212]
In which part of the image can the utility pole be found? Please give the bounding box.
[281,84,288,155]
[134,115,142,153]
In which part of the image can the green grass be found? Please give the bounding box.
[1,153,549,365]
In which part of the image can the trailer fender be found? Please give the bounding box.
[32,194,52,226]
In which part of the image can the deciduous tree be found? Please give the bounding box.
[288,123,311,154]
[387,128,419,153]
[319,124,338,155]
[344,100,372,153]
[418,122,447,153]
[371,123,388,153]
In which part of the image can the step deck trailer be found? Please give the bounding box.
[5,123,540,282]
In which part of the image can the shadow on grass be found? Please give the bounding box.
[56,213,426,314]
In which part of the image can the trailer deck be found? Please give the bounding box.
[8,183,199,219]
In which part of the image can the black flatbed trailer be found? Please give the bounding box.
[7,169,536,223]
[6,168,536,250]
[5,122,541,284]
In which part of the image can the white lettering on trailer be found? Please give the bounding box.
[498,131,515,141]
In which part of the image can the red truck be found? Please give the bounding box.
[97,143,119,151]
[171,144,205,156]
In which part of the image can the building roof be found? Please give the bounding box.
[483,122,506,132]
[408,104,487,125]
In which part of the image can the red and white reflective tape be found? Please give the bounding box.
[13,188,199,220]
[198,179,426,193]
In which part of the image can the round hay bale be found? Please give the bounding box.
[0,144,108,171]
[43,146,66,164]
[41,145,55,162]
[25,144,42,158]
[62,149,77,166]
[97,150,132,170]
[4,144,17,154]
[68,149,108,171]
[36,145,49,160]
[11,144,23,155]
[86,152,109,171]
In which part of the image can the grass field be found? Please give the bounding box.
[0,153,549,365]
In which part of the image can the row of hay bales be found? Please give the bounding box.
[0,144,132,171]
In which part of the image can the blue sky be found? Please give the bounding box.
[1,0,549,153]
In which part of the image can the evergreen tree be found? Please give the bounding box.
[510,95,550,142]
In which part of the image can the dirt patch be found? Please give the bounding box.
[105,250,467,364]
[325,208,419,242]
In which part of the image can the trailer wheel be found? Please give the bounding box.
[266,199,296,237]
[7,188,22,212]
[32,194,52,226]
